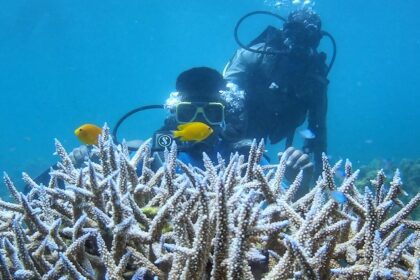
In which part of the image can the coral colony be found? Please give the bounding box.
[0,126,419,279]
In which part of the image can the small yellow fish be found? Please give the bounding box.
[74,124,102,145]
[173,122,213,142]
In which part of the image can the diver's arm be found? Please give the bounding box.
[222,44,267,141]
[223,44,265,87]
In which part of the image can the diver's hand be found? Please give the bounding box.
[69,145,90,166]
[279,147,314,191]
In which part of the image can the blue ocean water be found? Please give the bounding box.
[0,0,419,197]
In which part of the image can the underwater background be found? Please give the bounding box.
[0,0,419,198]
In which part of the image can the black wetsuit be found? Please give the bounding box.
[223,26,329,176]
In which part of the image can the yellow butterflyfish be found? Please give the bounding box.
[74,124,102,145]
[173,122,213,142]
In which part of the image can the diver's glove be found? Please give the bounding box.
[279,147,314,197]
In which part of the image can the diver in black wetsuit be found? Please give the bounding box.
[223,8,330,179]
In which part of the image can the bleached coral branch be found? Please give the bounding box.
[0,130,418,279]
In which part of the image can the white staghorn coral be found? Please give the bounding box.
[0,127,418,279]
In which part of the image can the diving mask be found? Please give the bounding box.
[175,102,225,125]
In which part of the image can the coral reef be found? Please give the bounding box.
[397,159,420,197]
[357,158,420,220]
[356,159,393,190]
[0,126,419,279]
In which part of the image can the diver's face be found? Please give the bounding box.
[284,21,321,51]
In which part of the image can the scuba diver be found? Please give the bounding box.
[223,8,335,178]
